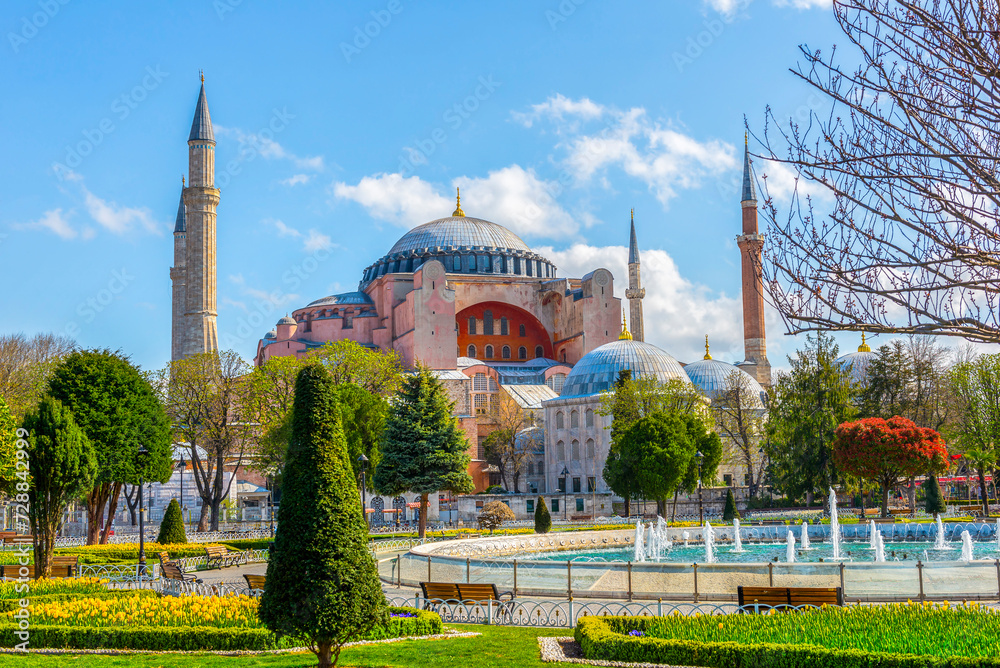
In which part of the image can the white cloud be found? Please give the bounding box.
[512,93,606,129]
[303,229,334,253]
[703,0,746,15]
[758,160,834,204]
[82,187,162,235]
[281,174,311,186]
[216,126,324,171]
[265,218,302,239]
[13,208,82,240]
[702,0,829,11]
[331,173,452,227]
[772,0,830,8]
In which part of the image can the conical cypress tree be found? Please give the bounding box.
[534,496,551,534]
[373,366,474,538]
[924,474,947,515]
[157,498,187,544]
[723,488,738,521]
[258,363,386,668]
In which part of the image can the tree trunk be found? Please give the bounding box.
[210,497,222,531]
[99,481,123,544]
[123,485,138,526]
[881,483,890,518]
[978,467,990,518]
[656,498,665,517]
[85,484,111,545]
[418,493,428,539]
[907,477,916,514]
[316,641,333,668]
[670,489,679,522]
[197,502,210,532]
[624,496,630,518]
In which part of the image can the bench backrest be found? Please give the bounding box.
[739,586,843,608]
[456,583,501,601]
[157,551,171,565]
[420,582,461,602]
[52,555,79,566]
[161,562,185,580]
[244,574,266,590]
[2,564,73,579]
[205,545,228,556]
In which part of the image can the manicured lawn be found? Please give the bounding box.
[0,624,567,668]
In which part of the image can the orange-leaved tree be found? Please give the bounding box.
[833,416,948,518]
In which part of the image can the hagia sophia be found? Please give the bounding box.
[168,78,794,523]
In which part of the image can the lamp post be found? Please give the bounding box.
[267,475,275,537]
[137,445,149,578]
[561,466,569,521]
[177,457,186,525]
[358,454,369,527]
[696,450,705,525]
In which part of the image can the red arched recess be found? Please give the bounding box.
[457,302,553,361]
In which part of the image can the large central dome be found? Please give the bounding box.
[388,216,532,255]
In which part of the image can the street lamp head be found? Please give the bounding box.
[178,457,186,468]
[138,445,150,456]
[358,453,369,470]
[561,466,570,476]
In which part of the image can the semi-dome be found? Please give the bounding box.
[560,339,691,398]
[276,315,296,326]
[360,193,556,286]
[684,358,766,409]
[264,329,277,340]
[836,333,877,384]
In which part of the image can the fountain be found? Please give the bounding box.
[633,520,645,562]
[703,522,716,564]
[869,520,878,549]
[934,514,948,550]
[732,518,744,552]
[786,530,796,563]
[682,530,690,548]
[961,530,974,562]
[829,487,842,560]
[800,520,811,549]
[874,530,886,562]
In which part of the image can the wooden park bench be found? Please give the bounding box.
[52,555,78,576]
[419,581,514,620]
[737,586,844,611]
[244,574,266,591]
[957,505,986,516]
[3,535,33,545]
[161,560,202,583]
[0,563,73,579]
[204,545,247,569]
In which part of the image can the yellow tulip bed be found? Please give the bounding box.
[0,577,110,599]
[577,602,1000,667]
[0,590,441,651]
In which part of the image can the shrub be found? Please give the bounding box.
[259,363,387,668]
[534,496,551,534]
[925,474,947,515]
[478,500,515,534]
[157,499,187,544]
[722,488,738,521]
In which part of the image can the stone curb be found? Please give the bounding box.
[0,630,481,656]
[538,636,696,668]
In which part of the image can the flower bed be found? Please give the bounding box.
[0,593,440,651]
[0,577,111,600]
[575,603,1000,667]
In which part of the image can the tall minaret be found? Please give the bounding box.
[170,178,187,362]
[737,135,770,386]
[624,209,645,342]
[181,73,219,357]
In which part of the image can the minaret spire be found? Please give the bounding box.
[624,208,646,342]
[170,181,188,362]
[736,133,770,386]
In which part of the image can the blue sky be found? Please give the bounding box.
[1,0,866,373]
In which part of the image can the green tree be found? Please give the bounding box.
[673,412,724,520]
[24,396,96,577]
[307,339,404,396]
[47,350,173,544]
[373,367,474,538]
[766,332,855,503]
[949,353,1000,517]
[157,498,187,544]
[258,363,386,668]
[335,384,389,482]
[924,474,947,515]
[0,397,17,495]
[534,496,551,534]
[615,412,698,517]
[723,488,738,521]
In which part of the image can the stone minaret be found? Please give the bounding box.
[170,179,187,362]
[624,209,645,342]
[737,136,770,386]
[181,74,219,357]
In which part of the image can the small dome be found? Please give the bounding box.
[560,340,690,398]
[264,330,277,340]
[276,316,296,326]
[684,358,766,409]
[837,350,876,383]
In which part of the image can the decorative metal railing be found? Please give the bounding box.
[78,563,159,583]
[159,577,260,598]
[51,529,273,548]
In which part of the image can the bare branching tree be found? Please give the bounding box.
[757,0,1000,342]
[711,371,768,498]
[0,333,75,418]
[482,392,537,492]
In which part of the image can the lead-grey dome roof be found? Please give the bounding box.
[837,350,876,383]
[683,358,766,409]
[387,216,532,255]
[560,340,691,398]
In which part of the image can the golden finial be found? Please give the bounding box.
[452,187,465,217]
[619,309,632,341]
[858,331,871,353]
[630,207,634,224]
[704,335,712,360]
[182,175,185,187]
[744,130,748,147]
[200,69,205,84]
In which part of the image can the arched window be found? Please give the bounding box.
[468,317,477,335]
[556,441,566,460]
[586,439,595,459]
[585,409,594,428]
[454,254,462,272]
[484,310,494,335]
[501,345,511,360]
[467,255,477,272]
[474,373,488,391]
[570,411,579,428]
[518,346,527,360]
[467,344,476,358]
[556,412,564,429]
[535,345,544,359]
[537,460,544,475]
[571,440,580,460]
[500,317,509,335]
[546,373,567,393]
[519,323,526,337]
[485,345,494,359]
[527,461,535,476]
[561,349,567,362]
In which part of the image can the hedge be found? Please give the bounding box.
[0,589,157,612]
[0,606,440,651]
[574,616,1000,668]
